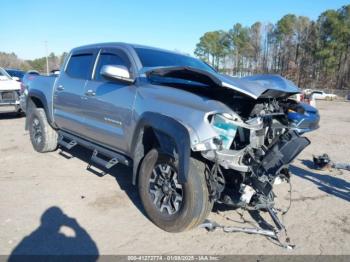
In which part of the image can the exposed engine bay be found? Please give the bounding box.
[147,67,319,210]
[201,97,311,204]
[147,66,320,247]
[200,98,316,248]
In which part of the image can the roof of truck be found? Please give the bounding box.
[71,42,189,56]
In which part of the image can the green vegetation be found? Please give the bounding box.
[0,52,67,74]
[195,4,350,89]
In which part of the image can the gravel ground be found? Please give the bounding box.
[0,100,349,256]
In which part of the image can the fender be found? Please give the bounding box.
[130,112,191,185]
[26,89,57,129]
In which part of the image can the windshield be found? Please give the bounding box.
[135,48,215,73]
[0,68,11,80]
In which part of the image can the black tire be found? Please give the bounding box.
[28,108,58,153]
[138,149,213,232]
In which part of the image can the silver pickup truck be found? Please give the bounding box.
[25,42,319,237]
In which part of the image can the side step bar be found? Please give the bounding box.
[59,135,78,150]
[90,149,119,169]
[58,130,131,170]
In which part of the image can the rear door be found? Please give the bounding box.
[53,50,97,137]
[82,47,137,153]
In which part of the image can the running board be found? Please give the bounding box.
[57,130,131,169]
[90,149,119,169]
[58,135,77,150]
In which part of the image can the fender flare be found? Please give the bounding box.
[130,112,191,185]
[26,89,56,129]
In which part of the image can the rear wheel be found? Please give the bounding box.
[138,149,213,232]
[28,108,58,152]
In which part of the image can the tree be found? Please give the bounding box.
[0,52,30,70]
[318,5,350,88]
[60,52,68,65]
[194,30,229,70]
[249,22,262,73]
[0,52,68,74]
[194,4,350,89]
[226,23,251,75]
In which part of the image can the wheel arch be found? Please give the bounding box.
[25,90,56,130]
[130,112,191,185]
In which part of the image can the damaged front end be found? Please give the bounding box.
[198,104,312,248]
[145,67,318,208]
[200,107,311,207]
[146,66,319,246]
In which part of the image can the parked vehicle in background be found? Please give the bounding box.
[303,89,313,95]
[289,93,303,102]
[280,89,318,107]
[311,90,337,100]
[50,69,60,76]
[301,91,317,108]
[25,43,319,239]
[0,67,21,114]
[19,71,42,113]
[5,68,25,82]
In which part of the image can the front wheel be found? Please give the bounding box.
[138,149,213,232]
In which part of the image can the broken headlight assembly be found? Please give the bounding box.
[209,112,264,149]
[210,113,238,149]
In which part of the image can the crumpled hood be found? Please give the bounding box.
[145,66,300,99]
[0,79,21,91]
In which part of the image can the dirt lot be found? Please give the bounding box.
[0,100,349,256]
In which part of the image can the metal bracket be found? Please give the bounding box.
[58,135,77,150]
[106,158,119,169]
[199,220,276,238]
[199,208,295,250]
[90,149,119,169]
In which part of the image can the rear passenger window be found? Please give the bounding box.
[94,51,131,81]
[66,53,94,79]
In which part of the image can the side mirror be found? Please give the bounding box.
[100,65,134,83]
[12,76,20,81]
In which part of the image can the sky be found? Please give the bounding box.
[1,0,349,60]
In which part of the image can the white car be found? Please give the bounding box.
[303,89,314,95]
[0,67,21,113]
[311,90,337,100]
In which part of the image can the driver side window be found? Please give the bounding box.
[94,50,131,81]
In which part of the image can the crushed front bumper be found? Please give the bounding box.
[250,130,310,196]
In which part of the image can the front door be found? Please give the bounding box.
[83,48,136,153]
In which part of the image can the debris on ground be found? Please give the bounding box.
[313,154,332,169]
[313,154,350,171]
[199,207,295,250]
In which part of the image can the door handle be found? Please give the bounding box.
[56,85,64,91]
[85,89,96,96]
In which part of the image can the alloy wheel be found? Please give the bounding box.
[31,117,42,145]
[149,163,183,215]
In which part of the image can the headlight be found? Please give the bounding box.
[211,114,238,149]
